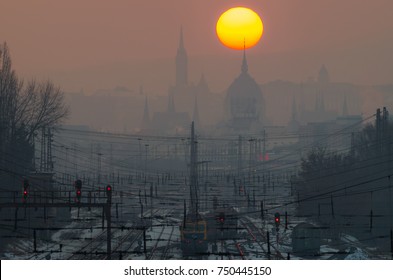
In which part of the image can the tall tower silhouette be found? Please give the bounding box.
[176,27,188,87]
[241,46,248,74]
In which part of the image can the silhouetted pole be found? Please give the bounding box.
[183,200,187,228]
[238,136,242,178]
[261,201,264,220]
[143,226,147,258]
[285,211,288,230]
[33,230,37,252]
[14,208,18,230]
[390,229,393,260]
[267,231,271,259]
[101,208,105,229]
[330,195,335,218]
[106,204,112,260]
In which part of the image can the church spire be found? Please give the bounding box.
[241,42,248,74]
[179,26,185,51]
[176,26,188,87]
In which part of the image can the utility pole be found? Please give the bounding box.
[330,195,335,218]
[47,127,53,172]
[263,130,266,162]
[106,203,111,260]
[376,108,381,154]
[1,196,112,258]
[390,229,393,259]
[261,201,264,220]
[40,128,46,172]
[110,144,114,182]
[138,138,142,170]
[97,144,102,184]
[267,231,271,259]
[72,142,78,178]
[285,211,288,230]
[145,144,149,182]
[189,122,199,219]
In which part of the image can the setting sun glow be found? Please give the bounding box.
[216,7,263,50]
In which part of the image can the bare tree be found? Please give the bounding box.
[0,42,69,185]
[16,80,69,141]
[0,42,22,144]
[1,42,69,142]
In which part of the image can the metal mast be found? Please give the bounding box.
[189,122,199,219]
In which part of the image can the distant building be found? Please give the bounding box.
[217,50,266,134]
[318,64,330,85]
[299,103,362,154]
[280,91,363,158]
[139,28,223,134]
[287,95,300,133]
[149,94,190,135]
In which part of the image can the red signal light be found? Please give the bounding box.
[274,212,281,229]
[76,189,81,203]
[22,179,29,201]
[106,185,112,201]
[218,212,225,224]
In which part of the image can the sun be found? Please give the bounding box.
[216,7,263,50]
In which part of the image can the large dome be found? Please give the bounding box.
[226,53,265,122]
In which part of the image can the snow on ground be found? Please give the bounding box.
[345,247,369,260]
[341,233,359,243]
[340,234,370,259]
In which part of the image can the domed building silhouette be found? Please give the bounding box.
[139,28,267,135]
[220,50,266,133]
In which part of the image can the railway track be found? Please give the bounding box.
[147,226,166,259]
[67,226,119,260]
[160,226,175,259]
[241,217,285,260]
[67,208,167,259]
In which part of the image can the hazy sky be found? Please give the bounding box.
[1,0,392,94]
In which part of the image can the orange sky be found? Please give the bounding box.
[1,0,392,93]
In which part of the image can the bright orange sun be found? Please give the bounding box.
[216,7,263,50]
